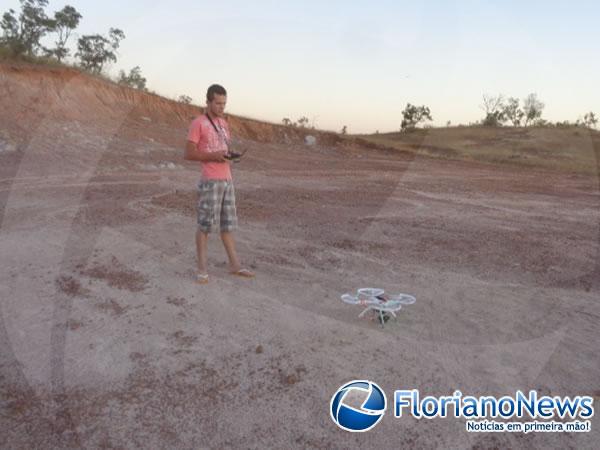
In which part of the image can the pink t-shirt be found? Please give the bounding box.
[187,115,232,180]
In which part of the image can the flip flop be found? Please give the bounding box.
[230,268,255,278]
[196,273,209,284]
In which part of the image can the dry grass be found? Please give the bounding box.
[357,126,600,175]
[0,45,69,68]
[0,47,132,91]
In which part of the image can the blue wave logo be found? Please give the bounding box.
[330,380,387,432]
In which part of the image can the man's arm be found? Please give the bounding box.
[184,141,227,162]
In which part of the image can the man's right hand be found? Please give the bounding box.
[211,151,228,163]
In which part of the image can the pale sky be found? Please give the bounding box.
[3,0,599,133]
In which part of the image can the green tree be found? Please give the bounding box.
[297,116,309,128]
[178,95,192,104]
[341,125,347,135]
[502,97,524,126]
[582,112,597,129]
[75,28,125,73]
[118,65,147,90]
[481,94,506,126]
[282,117,292,126]
[401,103,433,131]
[45,5,81,61]
[523,93,544,126]
[1,0,54,57]
[0,9,19,52]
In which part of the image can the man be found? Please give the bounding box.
[184,84,254,284]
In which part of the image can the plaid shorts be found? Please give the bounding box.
[197,180,238,233]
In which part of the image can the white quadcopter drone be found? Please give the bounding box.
[341,287,416,328]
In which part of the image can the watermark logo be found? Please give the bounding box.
[330,383,594,433]
[330,380,387,432]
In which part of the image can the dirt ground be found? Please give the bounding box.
[1,64,599,449]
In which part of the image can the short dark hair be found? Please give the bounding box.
[206,84,227,102]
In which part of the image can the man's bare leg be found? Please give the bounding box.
[221,230,254,277]
[220,231,242,272]
[196,229,209,274]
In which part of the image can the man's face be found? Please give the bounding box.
[208,94,227,117]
